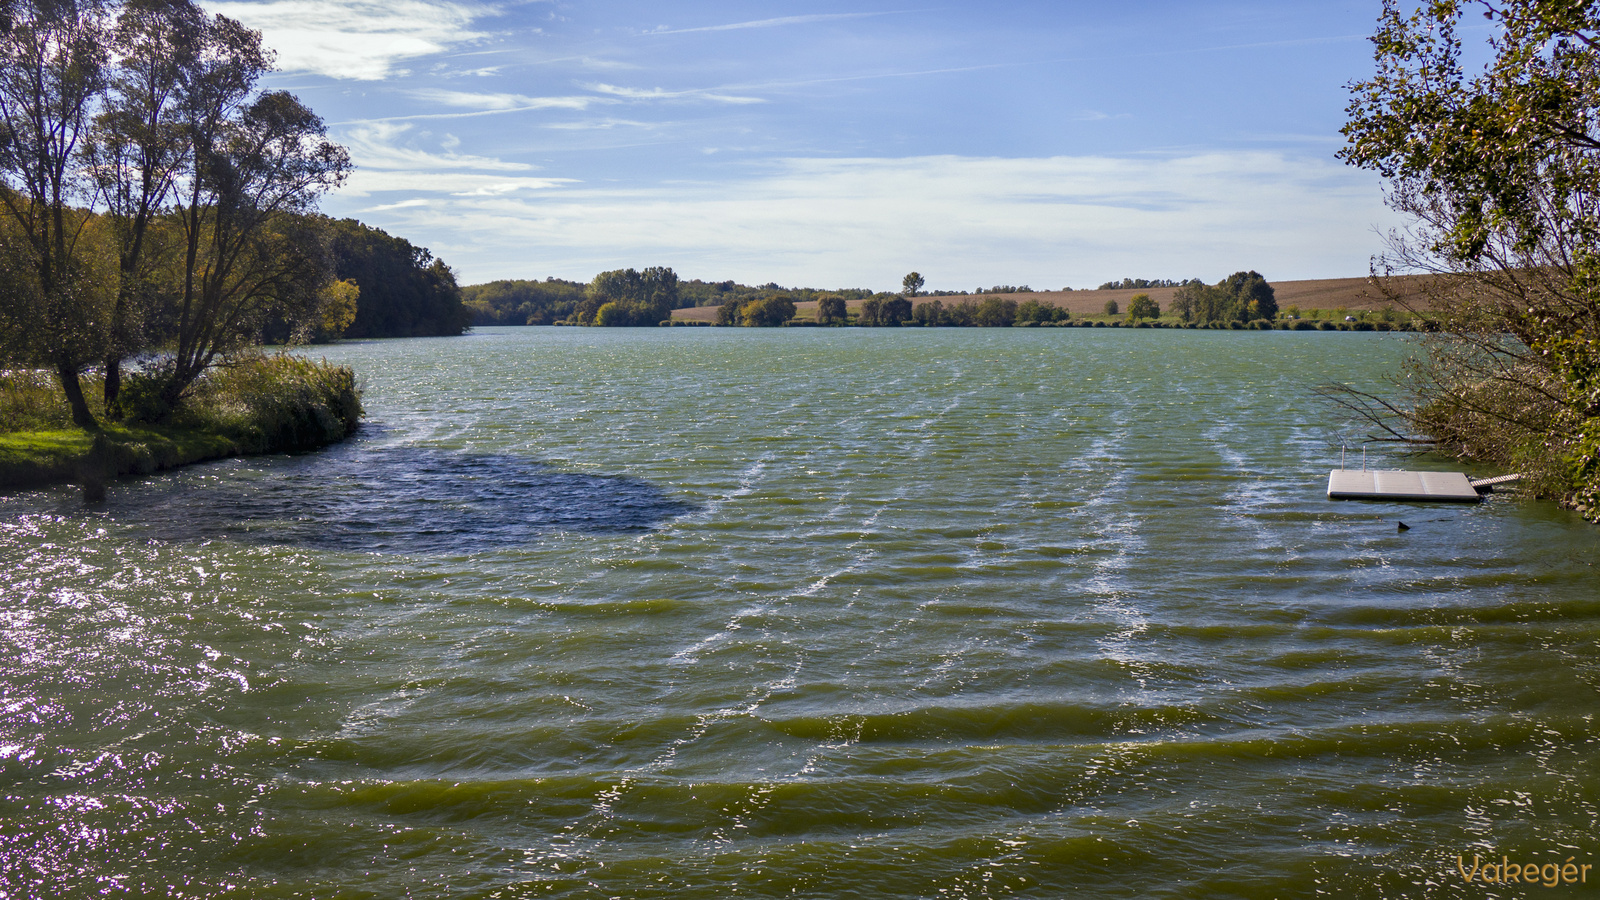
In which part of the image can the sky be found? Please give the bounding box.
[200,0,1424,291]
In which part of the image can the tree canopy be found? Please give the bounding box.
[1170,271,1276,324]
[329,218,468,338]
[0,0,350,426]
[574,267,679,326]
[1126,293,1160,321]
[462,277,585,326]
[1338,0,1600,516]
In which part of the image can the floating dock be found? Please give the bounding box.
[1327,469,1482,502]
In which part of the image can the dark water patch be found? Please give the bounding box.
[20,441,694,554]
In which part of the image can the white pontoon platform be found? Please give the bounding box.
[1326,469,1482,503]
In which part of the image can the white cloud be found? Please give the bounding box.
[585,83,766,105]
[410,89,602,112]
[321,152,1404,288]
[340,121,535,172]
[202,0,489,80]
[647,12,904,36]
[342,169,573,197]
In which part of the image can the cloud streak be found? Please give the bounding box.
[585,83,766,104]
[646,12,907,36]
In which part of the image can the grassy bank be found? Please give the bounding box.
[0,355,362,490]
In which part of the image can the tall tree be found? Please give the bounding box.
[85,0,201,412]
[815,294,846,325]
[1126,293,1160,321]
[1221,270,1276,321]
[881,295,912,325]
[902,271,924,296]
[1340,0,1600,511]
[0,0,111,428]
[155,11,349,412]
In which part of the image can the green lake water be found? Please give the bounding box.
[3,327,1599,898]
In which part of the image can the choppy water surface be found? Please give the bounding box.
[3,328,1599,899]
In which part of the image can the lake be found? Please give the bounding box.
[3,327,1597,898]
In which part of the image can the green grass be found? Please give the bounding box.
[0,355,362,489]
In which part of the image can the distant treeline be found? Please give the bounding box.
[462,278,586,325]
[681,280,877,308]
[1097,277,1203,290]
[456,268,1328,330]
[462,269,683,326]
[460,272,1095,326]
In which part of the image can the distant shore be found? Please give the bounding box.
[668,275,1430,325]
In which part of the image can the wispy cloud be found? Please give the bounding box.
[645,12,907,36]
[201,0,490,80]
[343,169,574,198]
[542,118,657,131]
[586,83,766,105]
[411,89,601,112]
[323,152,1402,288]
[341,122,537,172]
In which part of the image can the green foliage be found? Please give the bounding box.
[943,300,977,326]
[902,272,925,296]
[0,0,355,428]
[1126,293,1160,321]
[171,354,361,452]
[1015,300,1069,324]
[0,354,360,486]
[1103,299,1119,316]
[975,297,1017,327]
[1339,0,1600,517]
[576,267,679,326]
[1171,271,1276,324]
[0,369,104,432]
[816,294,847,325]
[462,278,585,326]
[858,297,883,326]
[329,219,469,337]
[881,296,913,326]
[739,295,796,327]
[679,280,873,309]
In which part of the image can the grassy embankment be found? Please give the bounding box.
[669,275,1435,325]
[0,355,362,490]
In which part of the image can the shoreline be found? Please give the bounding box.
[0,422,358,493]
[0,356,363,494]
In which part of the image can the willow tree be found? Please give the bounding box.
[0,0,111,428]
[153,11,349,413]
[85,0,201,412]
[1340,0,1600,515]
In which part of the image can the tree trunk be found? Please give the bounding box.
[56,362,98,431]
[103,356,122,416]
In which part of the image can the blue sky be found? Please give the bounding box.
[203,1,1416,291]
